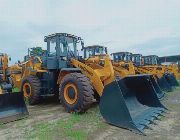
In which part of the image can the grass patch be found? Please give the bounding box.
[24,107,107,140]
[167,102,180,110]
[12,87,20,93]
[159,115,166,121]
[0,123,5,129]
[177,80,180,89]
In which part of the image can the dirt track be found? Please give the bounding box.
[0,87,180,140]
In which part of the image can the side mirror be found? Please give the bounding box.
[81,41,84,51]
[9,57,11,61]
[105,48,108,54]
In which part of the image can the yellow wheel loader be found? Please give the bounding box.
[131,54,177,92]
[109,51,165,99]
[10,34,166,135]
[0,53,28,123]
[166,64,180,81]
[144,55,179,87]
[82,45,166,133]
[142,55,179,87]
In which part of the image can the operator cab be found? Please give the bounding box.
[0,54,4,70]
[131,54,143,66]
[111,52,132,62]
[43,33,84,69]
[24,47,47,62]
[0,53,8,70]
[83,45,107,59]
[143,55,159,65]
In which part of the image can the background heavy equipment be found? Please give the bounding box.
[112,52,132,62]
[0,53,28,123]
[24,47,47,62]
[110,51,165,99]
[131,54,143,66]
[165,64,180,80]
[136,55,179,88]
[142,55,159,65]
[131,54,176,92]
[9,33,166,135]
[143,55,178,86]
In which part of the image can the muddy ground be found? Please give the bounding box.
[0,86,180,140]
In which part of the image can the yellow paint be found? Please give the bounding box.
[135,65,166,78]
[0,54,9,81]
[64,83,78,105]
[71,58,104,96]
[166,64,180,80]
[9,56,48,90]
[113,61,136,79]
[23,83,32,98]
[71,54,116,97]
[0,87,3,94]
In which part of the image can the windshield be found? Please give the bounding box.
[124,54,131,61]
[96,47,106,55]
[132,56,141,62]
[85,47,107,58]
[0,57,2,68]
[48,36,83,57]
[151,57,158,65]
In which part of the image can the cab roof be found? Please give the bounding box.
[111,52,132,55]
[44,33,82,42]
[143,55,158,58]
[85,45,107,49]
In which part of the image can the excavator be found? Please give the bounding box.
[0,53,28,123]
[9,33,166,135]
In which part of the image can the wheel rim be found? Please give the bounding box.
[64,83,78,105]
[0,87,2,94]
[23,83,32,98]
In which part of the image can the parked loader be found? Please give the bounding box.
[110,51,165,99]
[140,55,178,88]
[143,55,178,86]
[166,64,180,80]
[0,53,28,123]
[131,54,176,92]
[10,33,166,134]
[82,45,166,131]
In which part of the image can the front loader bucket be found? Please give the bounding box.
[149,75,165,100]
[99,75,166,135]
[170,74,179,86]
[156,75,173,92]
[0,93,29,123]
[165,73,179,87]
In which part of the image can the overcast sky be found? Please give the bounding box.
[0,0,180,64]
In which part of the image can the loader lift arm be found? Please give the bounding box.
[71,55,115,96]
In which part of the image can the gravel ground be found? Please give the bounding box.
[0,87,179,140]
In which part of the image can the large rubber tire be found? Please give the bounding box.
[59,73,94,113]
[21,75,41,105]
